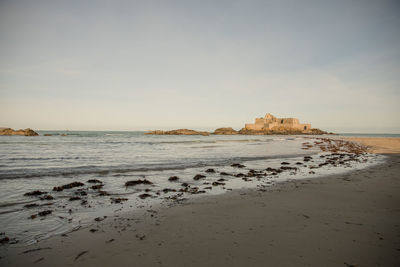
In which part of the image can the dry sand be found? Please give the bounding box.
[345,137,400,153]
[1,139,400,267]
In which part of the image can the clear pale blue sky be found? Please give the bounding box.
[0,0,399,132]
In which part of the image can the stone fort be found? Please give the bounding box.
[245,113,311,131]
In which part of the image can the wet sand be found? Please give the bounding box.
[2,137,400,267]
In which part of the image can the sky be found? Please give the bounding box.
[0,0,399,133]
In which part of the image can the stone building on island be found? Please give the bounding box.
[245,113,311,131]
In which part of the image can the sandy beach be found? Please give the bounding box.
[345,137,400,154]
[2,137,400,267]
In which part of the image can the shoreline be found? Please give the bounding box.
[1,138,400,266]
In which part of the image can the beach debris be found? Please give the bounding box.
[94,216,106,222]
[22,247,52,254]
[138,193,152,199]
[0,237,10,244]
[309,171,315,174]
[87,179,102,183]
[231,163,245,168]
[125,179,153,187]
[91,184,103,190]
[40,195,54,200]
[33,257,44,263]
[53,182,84,192]
[204,186,212,190]
[24,203,39,208]
[74,250,89,261]
[69,196,81,201]
[193,174,206,180]
[30,214,37,219]
[135,234,146,240]
[110,198,128,204]
[38,210,52,217]
[168,176,179,181]
[205,168,216,173]
[24,190,47,196]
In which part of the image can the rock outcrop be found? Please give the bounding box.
[238,126,328,135]
[0,128,39,136]
[145,129,210,136]
[213,127,239,135]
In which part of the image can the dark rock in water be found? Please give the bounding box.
[212,181,225,186]
[89,229,98,233]
[138,193,152,199]
[217,178,226,182]
[0,237,10,244]
[295,162,303,165]
[91,184,103,190]
[205,168,216,173]
[281,162,290,165]
[98,190,109,196]
[145,129,210,136]
[38,210,52,217]
[30,214,37,219]
[303,156,313,162]
[181,183,189,187]
[309,171,315,174]
[75,191,87,196]
[125,179,153,187]
[235,173,245,177]
[53,182,85,191]
[231,163,245,168]
[220,172,232,176]
[24,190,47,196]
[168,176,179,181]
[163,188,177,193]
[193,174,206,180]
[87,179,102,184]
[40,195,54,200]
[111,198,128,204]
[69,197,81,201]
[24,203,39,208]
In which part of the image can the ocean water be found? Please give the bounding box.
[0,131,384,246]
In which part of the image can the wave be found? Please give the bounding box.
[0,153,314,180]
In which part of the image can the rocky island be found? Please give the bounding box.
[145,129,210,136]
[146,113,329,136]
[0,128,39,136]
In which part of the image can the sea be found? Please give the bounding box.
[0,131,386,246]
